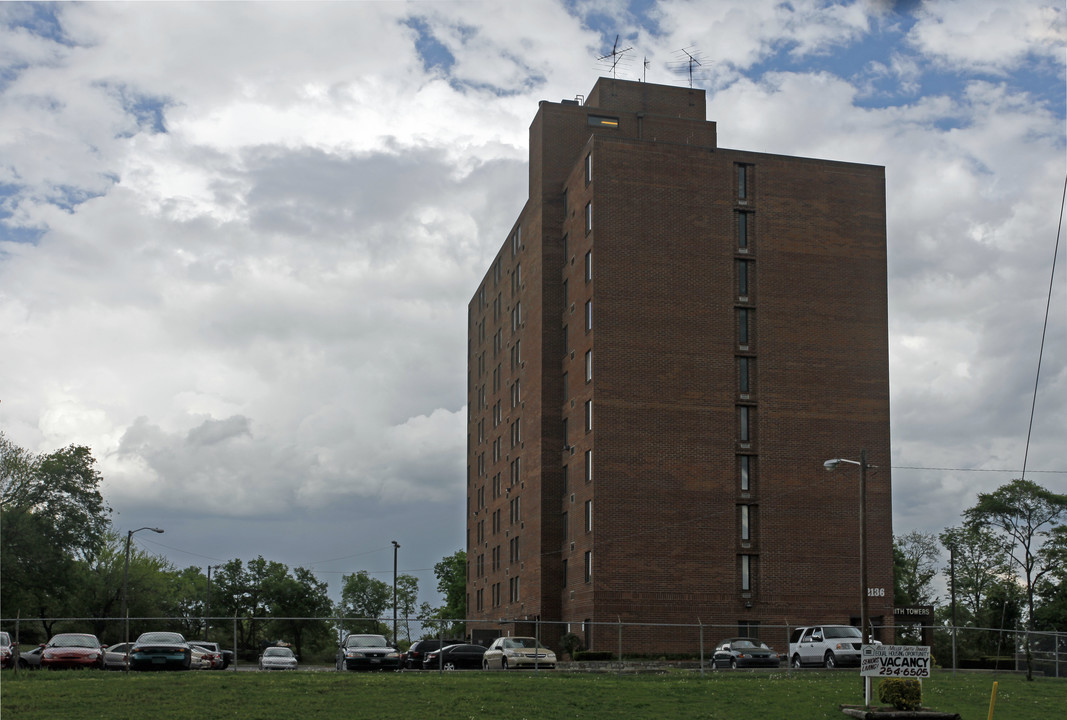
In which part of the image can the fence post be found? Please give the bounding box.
[233,611,238,672]
[617,616,623,677]
[698,619,704,675]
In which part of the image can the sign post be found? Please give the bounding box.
[861,644,932,707]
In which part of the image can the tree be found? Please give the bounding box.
[893,531,941,606]
[1032,525,1067,631]
[939,524,1014,627]
[394,574,420,644]
[1,436,113,633]
[264,567,333,659]
[965,479,1067,679]
[338,570,392,635]
[434,550,466,622]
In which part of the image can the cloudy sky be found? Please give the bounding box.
[1,0,1064,606]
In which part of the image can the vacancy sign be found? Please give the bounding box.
[861,644,932,678]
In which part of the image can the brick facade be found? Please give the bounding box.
[466,78,892,652]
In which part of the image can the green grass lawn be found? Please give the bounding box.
[2,669,1063,720]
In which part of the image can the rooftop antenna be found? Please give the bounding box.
[597,35,633,79]
[668,46,704,88]
[643,56,650,83]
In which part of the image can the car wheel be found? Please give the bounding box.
[730,658,738,670]
[482,659,489,671]
[824,652,836,669]
[443,661,456,671]
[501,657,509,670]
[792,654,802,669]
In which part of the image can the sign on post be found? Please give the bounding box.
[861,644,932,678]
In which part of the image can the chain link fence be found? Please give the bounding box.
[3,615,1062,677]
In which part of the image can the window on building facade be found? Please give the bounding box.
[562,558,568,588]
[740,455,751,492]
[585,350,592,382]
[738,211,750,249]
[588,115,619,128]
[738,308,750,346]
[585,300,592,331]
[741,554,752,591]
[585,399,593,431]
[739,356,750,393]
[738,259,749,296]
[562,510,568,540]
[584,551,592,582]
[585,202,592,233]
[585,449,593,482]
[512,226,521,256]
[585,250,592,281]
[739,406,750,443]
[585,152,592,184]
[585,499,592,532]
[740,505,750,541]
[737,164,749,200]
[512,301,521,331]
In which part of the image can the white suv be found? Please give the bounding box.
[788,625,864,668]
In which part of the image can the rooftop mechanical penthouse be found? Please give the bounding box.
[466,77,892,653]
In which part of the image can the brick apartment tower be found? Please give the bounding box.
[466,78,892,652]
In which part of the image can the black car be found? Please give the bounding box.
[336,634,400,671]
[405,638,465,669]
[422,643,487,671]
[712,637,783,669]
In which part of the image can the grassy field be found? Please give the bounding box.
[2,668,1063,719]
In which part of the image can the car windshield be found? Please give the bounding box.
[263,647,293,657]
[824,627,862,639]
[346,635,388,648]
[49,634,99,648]
[504,638,546,650]
[136,632,186,644]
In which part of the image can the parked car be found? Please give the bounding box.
[40,633,105,670]
[1,631,15,669]
[789,625,865,668]
[405,638,465,669]
[335,634,400,671]
[190,644,215,669]
[422,643,487,671]
[189,641,233,669]
[129,631,192,671]
[259,646,298,671]
[482,636,556,670]
[712,637,783,669]
[103,642,133,670]
[19,645,44,669]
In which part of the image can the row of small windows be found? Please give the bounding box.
[738,163,758,597]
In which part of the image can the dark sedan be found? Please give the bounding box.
[130,631,192,671]
[422,643,487,671]
[41,633,105,670]
[712,637,783,669]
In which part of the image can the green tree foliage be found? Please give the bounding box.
[263,567,333,659]
[338,570,392,635]
[394,574,419,644]
[1032,525,1067,631]
[893,531,941,606]
[965,479,1066,679]
[435,549,466,621]
[939,524,1014,628]
[965,479,1067,631]
[1,434,113,633]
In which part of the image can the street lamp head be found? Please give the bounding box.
[823,459,841,472]
[150,528,164,534]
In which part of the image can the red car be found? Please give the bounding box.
[40,633,105,670]
[1,631,15,669]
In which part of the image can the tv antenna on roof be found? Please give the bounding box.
[597,35,633,79]
[668,46,704,88]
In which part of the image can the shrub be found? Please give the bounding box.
[574,650,614,661]
[877,678,922,711]
[560,632,584,659]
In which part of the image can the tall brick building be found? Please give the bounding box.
[466,77,893,651]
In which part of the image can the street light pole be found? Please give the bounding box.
[392,541,400,646]
[823,451,871,705]
[122,526,164,671]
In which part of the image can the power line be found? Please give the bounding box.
[891,465,1066,474]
